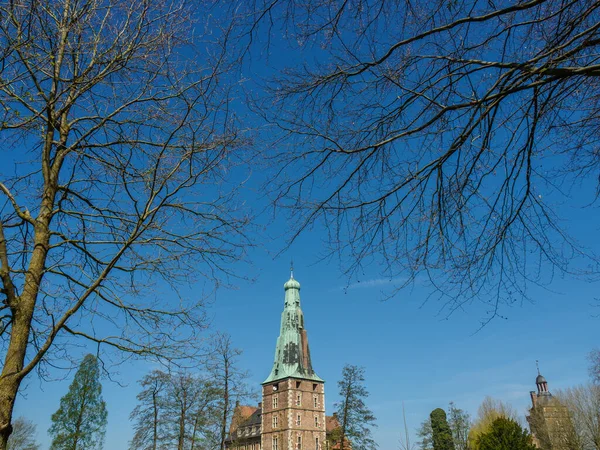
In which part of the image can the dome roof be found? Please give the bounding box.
[284,277,300,290]
[536,374,547,384]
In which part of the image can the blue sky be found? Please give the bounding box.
[3,2,600,449]
[13,222,598,449]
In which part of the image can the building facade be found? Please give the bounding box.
[226,272,334,450]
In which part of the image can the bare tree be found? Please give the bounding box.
[204,332,254,450]
[6,417,39,450]
[417,418,433,450]
[130,369,220,450]
[448,402,470,450]
[130,370,170,450]
[0,0,251,447]
[166,372,217,450]
[590,349,600,385]
[556,384,600,450]
[243,0,600,320]
[399,401,417,450]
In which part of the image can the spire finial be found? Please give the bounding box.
[290,259,294,279]
[536,360,540,375]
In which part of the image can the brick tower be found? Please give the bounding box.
[527,364,577,449]
[261,270,326,450]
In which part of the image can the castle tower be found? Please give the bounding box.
[261,271,326,450]
[527,364,576,450]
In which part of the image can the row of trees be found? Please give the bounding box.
[419,399,535,450]
[416,350,600,450]
[8,331,250,450]
[129,334,250,450]
[417,390,600,450]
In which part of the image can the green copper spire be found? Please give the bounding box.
[263,272,323,384]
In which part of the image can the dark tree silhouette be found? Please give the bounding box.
[335,364,377,450]
[430,408,455,450]
[477,417,537,450]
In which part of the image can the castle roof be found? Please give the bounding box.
[228,405,258,435]
[263,272,323,384]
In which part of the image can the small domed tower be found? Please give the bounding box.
[527,362,576,449]
[536,372,550,396]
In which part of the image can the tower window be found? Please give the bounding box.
[273,437,278,450]
[297,436,302,450]
[315,416,319,427]
[272,395,278,409]
[296,414,301,426]
[296,381,301,388]
[313,396,318,408]
[316,438,320,450]
[272,416,278,428]
[296,393,302,406]
[313,384,317,391]
[273,383,278,391]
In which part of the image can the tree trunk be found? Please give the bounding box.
[0,143,59,449]
[153,390,159,450]
[220,363,229,450]
[339,384,351,450]
[190,414,200,450]
[0,230,50,450]
[178,389,187,450]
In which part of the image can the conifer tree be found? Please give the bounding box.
[430,408,455,450]
[477,417,537,450]
[335,364,378,450]
[49,354,107,450]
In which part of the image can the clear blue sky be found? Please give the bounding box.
[13,216,599,449]
[5,3,600,449]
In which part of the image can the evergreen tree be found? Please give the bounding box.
[430,408,455,450]
[49,354,107,450]
[335,364,378,450]
[477,417,537,450]
[468,397,518,450]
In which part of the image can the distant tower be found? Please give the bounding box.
[261,271,326,450]
[527,364,576,450]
